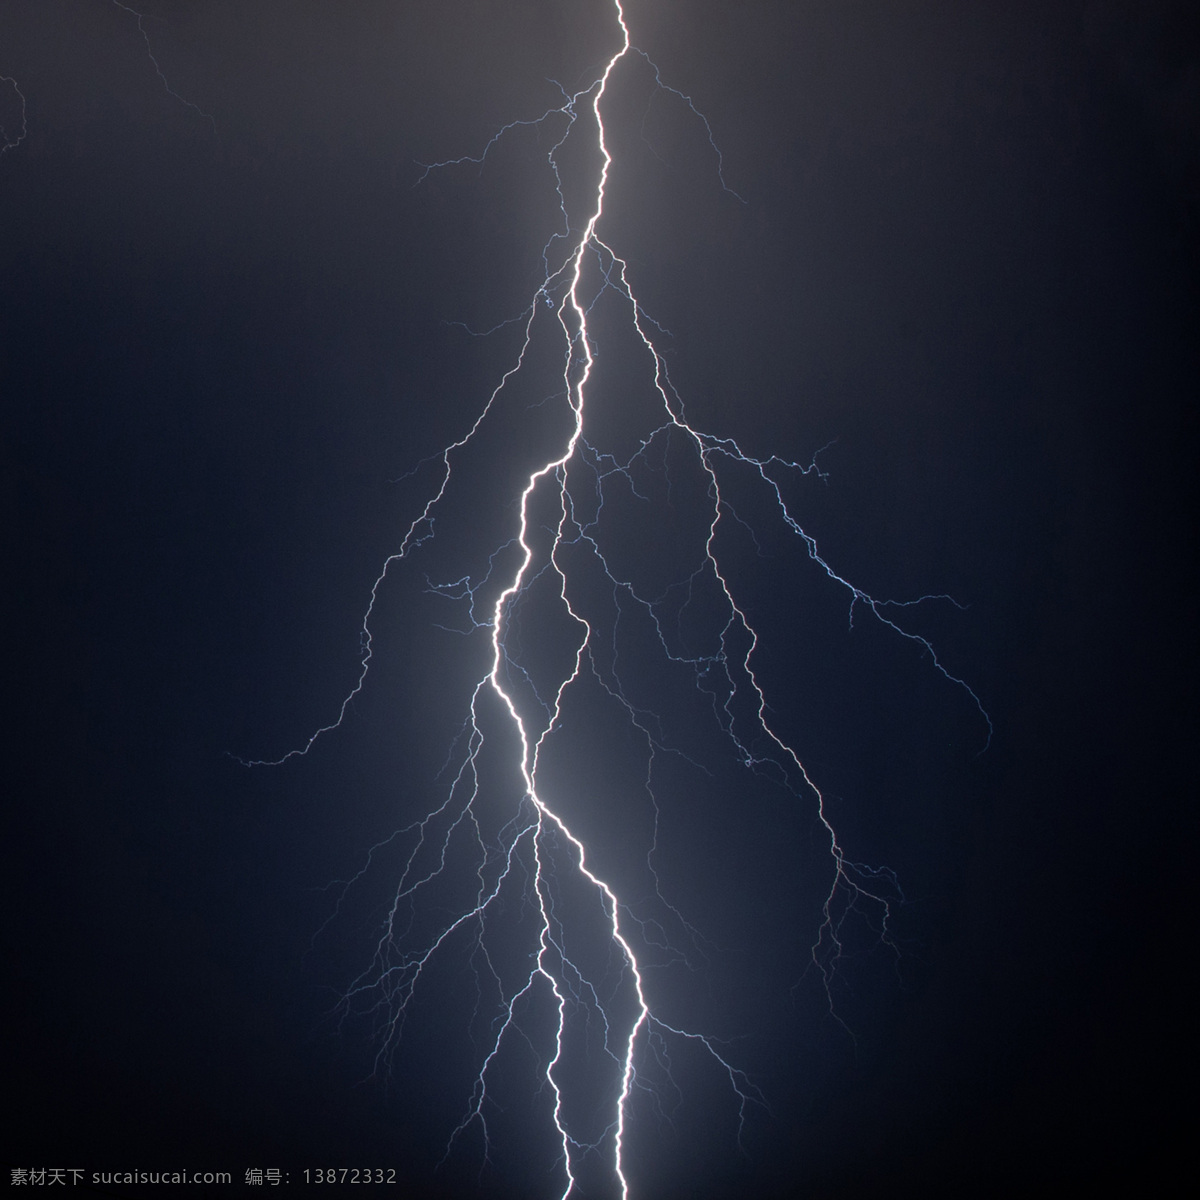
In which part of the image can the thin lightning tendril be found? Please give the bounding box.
[111,1,217,135]
[243,3,990,1195]
[1,73,28,155]
[0,8,212,160]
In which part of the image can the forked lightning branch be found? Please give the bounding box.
[246,2,989,1196]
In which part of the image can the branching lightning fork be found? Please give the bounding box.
[245,3,990,1196]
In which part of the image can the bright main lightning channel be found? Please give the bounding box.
[246,3,990,1196]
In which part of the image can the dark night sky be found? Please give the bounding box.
[3,2,1196,1197]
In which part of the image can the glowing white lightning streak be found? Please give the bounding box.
[246,2,990,1195]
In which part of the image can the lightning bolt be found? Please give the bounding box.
[110,0,217,135]
[243,2,990,1195]
[1,73,27,155]
[0,7,211,160]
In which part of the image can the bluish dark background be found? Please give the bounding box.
[3,2,1195,1197]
